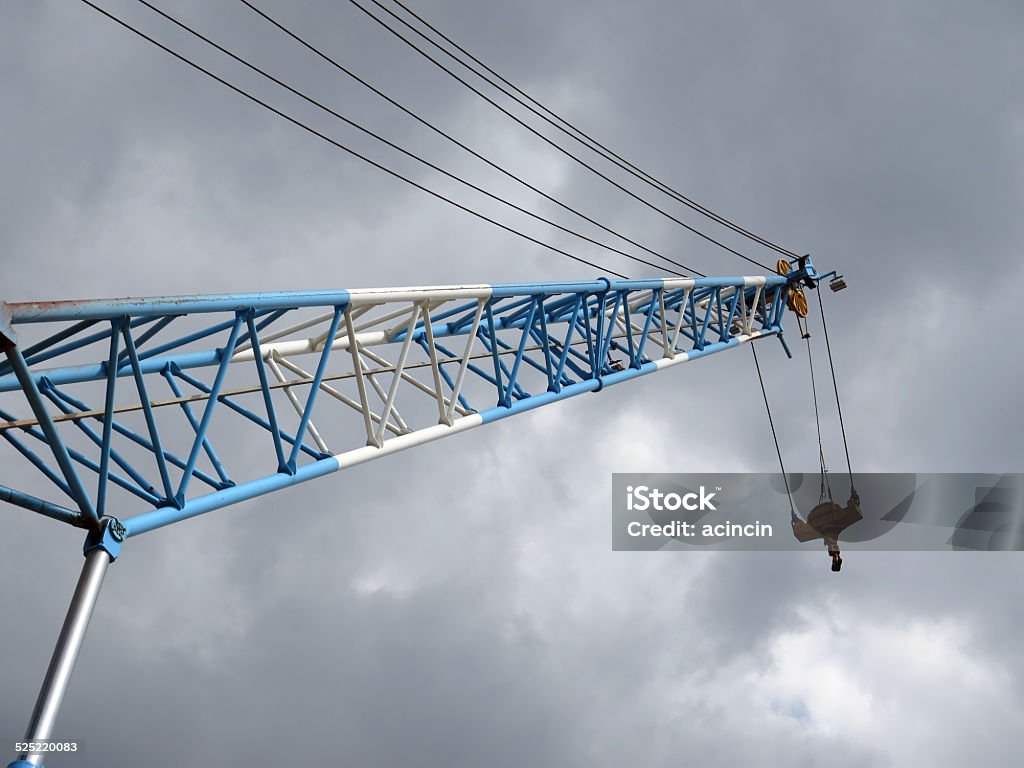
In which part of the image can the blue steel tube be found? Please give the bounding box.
[0,486,82,528]
[3,346,98,528]
[8,548,110,768]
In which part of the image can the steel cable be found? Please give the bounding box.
[341,0,775,272]
[236,0,700,277]
[78,0,634,279]
[380,0,800,259]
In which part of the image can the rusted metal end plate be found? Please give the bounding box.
[0,302,16,349]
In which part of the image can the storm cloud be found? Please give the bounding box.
[2,1,1023,765]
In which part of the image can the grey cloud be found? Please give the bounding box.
[2,0,1023,766]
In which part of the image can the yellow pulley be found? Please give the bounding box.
[776,259,809,318]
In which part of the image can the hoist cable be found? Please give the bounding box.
[816,287,855,495]
[751,343,795,516]
[805,334,832,503]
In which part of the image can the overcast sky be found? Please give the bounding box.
[2,1,1024,765]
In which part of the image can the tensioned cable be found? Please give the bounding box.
[78,0,630,279]
[751,343,795,516]
[816,287,854,495]
[235,0,700,278]
[805,335,832,502]
[379,0,800,259]
[341,0,775,273]
[129,0,695,278]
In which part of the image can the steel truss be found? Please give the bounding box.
[0,274,798,538]
[1,267,813,766]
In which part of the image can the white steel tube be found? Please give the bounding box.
[446,300,485,423]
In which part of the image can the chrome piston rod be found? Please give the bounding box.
[12,547,110,767]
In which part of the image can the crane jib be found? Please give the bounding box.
[0,268,817,543]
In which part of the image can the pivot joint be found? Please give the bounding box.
[83,516,126,561]
[782,254,820,289]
